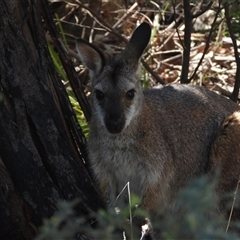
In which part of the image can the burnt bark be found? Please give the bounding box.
[0,0,104,239]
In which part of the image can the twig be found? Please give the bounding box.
[71,0,164,84]
[71,0,127,43]
[108,2,138,32]
[166,14,183,31]
[211,84,232,98]
[161,54,182,64]
[189,4,223,82]
[171,1,184,48]
[226,175,240,232]
[192,1,213,19]
[59,5,78,22]
[141,59,165,84]
[158,30,177,52]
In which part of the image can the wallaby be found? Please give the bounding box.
[76,22,240,234]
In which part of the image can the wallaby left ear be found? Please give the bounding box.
[75,39,105,77]
[122,22,151,62]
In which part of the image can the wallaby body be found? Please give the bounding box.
[76,23,240,223]
[88,84,240,210]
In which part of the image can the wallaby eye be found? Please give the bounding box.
[126,89,135,100]
[95,90,105,101]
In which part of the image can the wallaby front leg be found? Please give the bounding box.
[144,184,163,211]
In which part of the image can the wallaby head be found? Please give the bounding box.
[76,23,151,134]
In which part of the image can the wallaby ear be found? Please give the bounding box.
[75,39,105,76]
[122,22,151,63]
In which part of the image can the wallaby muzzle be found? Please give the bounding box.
[105,114,125,134]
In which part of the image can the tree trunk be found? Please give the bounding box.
[0,0,104,239]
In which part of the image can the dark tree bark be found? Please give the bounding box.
[0,0,104,239]
[180,0,192,83]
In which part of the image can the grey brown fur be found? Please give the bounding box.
[76,23,240,224]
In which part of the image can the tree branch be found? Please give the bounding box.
[189,5,222,81]
[192,1,213,19]
[72,0,164,84]
[180,0,192,83]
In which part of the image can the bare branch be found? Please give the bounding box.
[180,0,192,83]
[71,0,164,84]
[189,5,223,82]
[192,1,213,19]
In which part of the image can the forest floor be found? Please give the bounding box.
[49,0,240,101]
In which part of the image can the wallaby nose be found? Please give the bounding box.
[105,115,125,134]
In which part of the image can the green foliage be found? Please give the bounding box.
[35,195,146,240]
[47,41,89,137]
[35,200,86,240]
[35,175,240,240]
[55,13,67,46]
[48,42,67,81]
[154,175,239,240]
[68,93,89,137]
[141,67,150,89]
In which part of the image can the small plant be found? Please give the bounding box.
[35,175,240,240]
[153,175,239,240]
[47,40,89,137]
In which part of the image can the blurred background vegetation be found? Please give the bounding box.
[47,0,240,136]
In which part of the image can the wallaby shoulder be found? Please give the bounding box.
[143,84,239,112]
[142,83,239,153]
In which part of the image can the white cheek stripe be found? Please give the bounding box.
[125,104,136,127]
